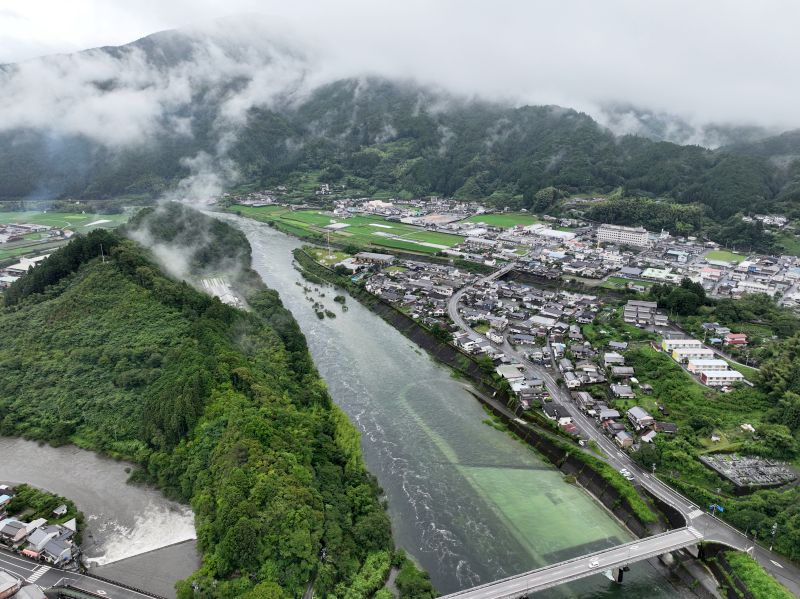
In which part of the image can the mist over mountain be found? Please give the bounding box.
[1,19,799,219]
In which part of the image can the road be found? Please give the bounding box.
[0,547,162,599]
[439,527,704,599]
[447,268,800,596]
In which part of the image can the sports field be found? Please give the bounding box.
[462,212,541,228]
[234,206,465,254]
[705,249,746,264]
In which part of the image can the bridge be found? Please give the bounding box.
[440,527,704,598]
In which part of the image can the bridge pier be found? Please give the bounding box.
[611,567,625,583]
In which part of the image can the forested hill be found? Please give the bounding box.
[0,205,434,597]
[1,26,799,219]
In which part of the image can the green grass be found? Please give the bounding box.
[232,206,465,254]
[308,248,350,267]
[776,233,800,256]
[462,212,540,228]
[723,551,794,599]
[705,249,746,263]
[602,276,655,289]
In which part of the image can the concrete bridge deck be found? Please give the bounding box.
[439,527,704,599]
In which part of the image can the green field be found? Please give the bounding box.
[601,276,656,290]
[705,249,746,263]
[0,211,130,229]
[233,206,465,254]
[462,212,541,228]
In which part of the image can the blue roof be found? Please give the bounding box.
[0,495,11,503]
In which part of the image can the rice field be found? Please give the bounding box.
[0,211,129,229]
[233,206,465,254]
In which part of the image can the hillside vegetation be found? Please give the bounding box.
[0,205,434,598]
[1,27,800,224]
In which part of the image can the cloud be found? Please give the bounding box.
[1,0,799,155]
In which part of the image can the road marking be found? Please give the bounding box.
[771,560,784,568]
[0,555,37,572]
[688,509,704,520]
[28,565,51,583]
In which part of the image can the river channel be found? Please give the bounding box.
[225,214,692,598]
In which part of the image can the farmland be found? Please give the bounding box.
[461,212,541,228]
[0,211,130,229]
[232,206,465,254]
[0,211,130,262]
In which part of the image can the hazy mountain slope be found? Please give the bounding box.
[0,25,798,220]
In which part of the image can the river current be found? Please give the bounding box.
[228,214,691,598]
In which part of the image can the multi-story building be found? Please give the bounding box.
[661,338,703,352]
[687,358,729,373]
[672,347,716,363]
[700,370,746,386]
[597,224,650,248]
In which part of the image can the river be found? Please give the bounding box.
[224,214,691,598]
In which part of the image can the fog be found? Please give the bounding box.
[2,0,798,138]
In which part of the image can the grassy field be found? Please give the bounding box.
[601,276,656,290]
[777,233,800,256]
[462,212,541,228]
[233,206,465,254]
[307,248,350,267]
[0,211,129,229]
[705,249,747,263]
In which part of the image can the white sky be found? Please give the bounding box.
[1,0,799,129]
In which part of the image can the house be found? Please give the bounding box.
[700,370,746,387]
[564,371,581,389]
[655,422,678,434]
[496,365,524,384]
[615,431,634,448]
[353,252,396,266]
[608,341,628,351]
[627,406,655,431]
[15,586,48,599]
[558,358,574,372]
[52,504,68,518]
[0,571,21,599]
[641,430,658,443]
[623,299,658,325]
[603,352,626,367]
[598,408,621,421]
[610,384,635,399]
[724,333,748,346]
[611,366,635,379]
[0,495,11,510]
[0,518,27,544]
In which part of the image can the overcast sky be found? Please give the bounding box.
[1,0,799,130]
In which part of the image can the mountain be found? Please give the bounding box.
[1,24,799,221]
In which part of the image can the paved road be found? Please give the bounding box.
[0,547,161,599]
[439,527,704,599]
[447,270,800,596]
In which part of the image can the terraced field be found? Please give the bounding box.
[233,206,465,254]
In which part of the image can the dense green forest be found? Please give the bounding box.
[0,206,434,597]
[2,27,800,224]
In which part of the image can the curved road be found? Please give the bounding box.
[447,269,800,596]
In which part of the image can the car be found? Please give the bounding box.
[619,468,629,475]
[588,559,600,569]
[624,473,635,481]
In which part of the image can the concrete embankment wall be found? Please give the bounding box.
[702,545,757,599]
[293,249,654,537]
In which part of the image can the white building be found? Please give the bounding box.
[687,359,729,373]
[597,224,650,248]
[661,338,703,352]
[700,370,745,387]
[672,347,716,363]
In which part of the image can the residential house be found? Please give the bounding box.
[610,384,635,399]
[627,406,655,431]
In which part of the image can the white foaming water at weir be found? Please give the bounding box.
[85,501,196,566]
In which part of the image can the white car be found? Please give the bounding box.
[588,559,600,569]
